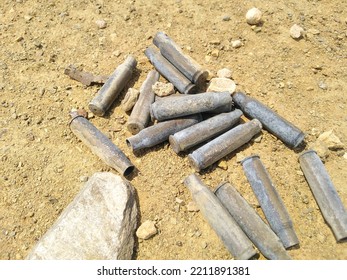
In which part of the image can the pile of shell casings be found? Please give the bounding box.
[68,30,347,259]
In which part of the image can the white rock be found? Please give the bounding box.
[317,130,344,150]
[290,24,305,39]
[121,88,139,112]
[231,40,242,48]
[95,19,107,29]
[207,78,236,94]
[26,172,138,260]
[246,8,262,25]
[187,201,200,212]
[136,220,157,240]
[217,68,232,79]
[152,82,175,97]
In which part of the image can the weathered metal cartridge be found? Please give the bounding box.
[144,46,196,95]
[188,119,262,172]
[127,70,160,135]
[153,31,208,88]
[169,109,243,154]
[126,114,201,152]
[299,150,347,242]
[184,174,257,260]
[150,91,233,121]
[232,92,305,148]
[89,55,137,116]
[241,155,299,248]
[215,182,291,260]
[69,112,134,176]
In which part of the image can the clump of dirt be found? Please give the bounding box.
[0,0,346,260]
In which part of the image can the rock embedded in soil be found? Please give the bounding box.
[26,172,138,260]
[217,68,232,79]
[246,8,262,25]
[152,81,175,97]
[317,130,344,150]
[95,19,107,29]
[121,88,139,112]
[231,40,242,48]
[290,24,305,39]
[136,220,157,240]
[207,78,236,94]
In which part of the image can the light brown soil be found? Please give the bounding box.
[1,0,346,260]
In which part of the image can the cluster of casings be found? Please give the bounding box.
[69,31,347,259]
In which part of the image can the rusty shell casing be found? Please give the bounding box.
[150,91,233,122]
[169,109,243,154]
[153,31,208,88]
[144,46,196,95]
[215,182,291,260]
[127,70,160,135]
[299,150,347,242]
[89,55,137,116]
[126,114,201,152]
[188,119,262,172]
[232,92,305,149]
[184,174,256,260]
[241,155,299,248]
[69,114,134,176]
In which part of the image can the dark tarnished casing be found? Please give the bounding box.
[89,55,137,116]
[69,113,134,176]
[127,70,160,135]
[233,92,305,148]
[144,46,196,95]
[184,174,257,260]
[241,155,299,248]
[299,150,347,242]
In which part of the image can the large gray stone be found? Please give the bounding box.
[27,172,138,260]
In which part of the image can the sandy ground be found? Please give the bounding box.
[0,0,346,260]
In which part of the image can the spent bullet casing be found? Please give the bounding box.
[169,109,243,154]
[184,174,257,260]
[69,113,134,176]
[127,70,160,135]
[241,155,299,248]
[215,182,291,260]
[150,91,233,121]
[153,31,208,88]
[144,46,196,95]
[233,92,305,148]
[188,119,262,172]
[126,114,201,152]
[299,150,347,242]
[89,55,137,116]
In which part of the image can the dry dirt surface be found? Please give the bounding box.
[1,0,347,260]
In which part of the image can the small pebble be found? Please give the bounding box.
[175,197,185,206]
[121,88,139,112]
[95,19,107,29]
[136,220,157,240]
[211,49,219,57]
[290,24,305,39]
[231,40,242,48]
[253,135,262,143]
[317,130,343,150]
[79,176,89,182]
[207,78,236,94]
[318,81,327,90]
[222,15,231,21]
[187,201,199,212]
[217,68,232,79]
[246,8,262,25]
[217,160,228,170]
[152,82,175,97]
